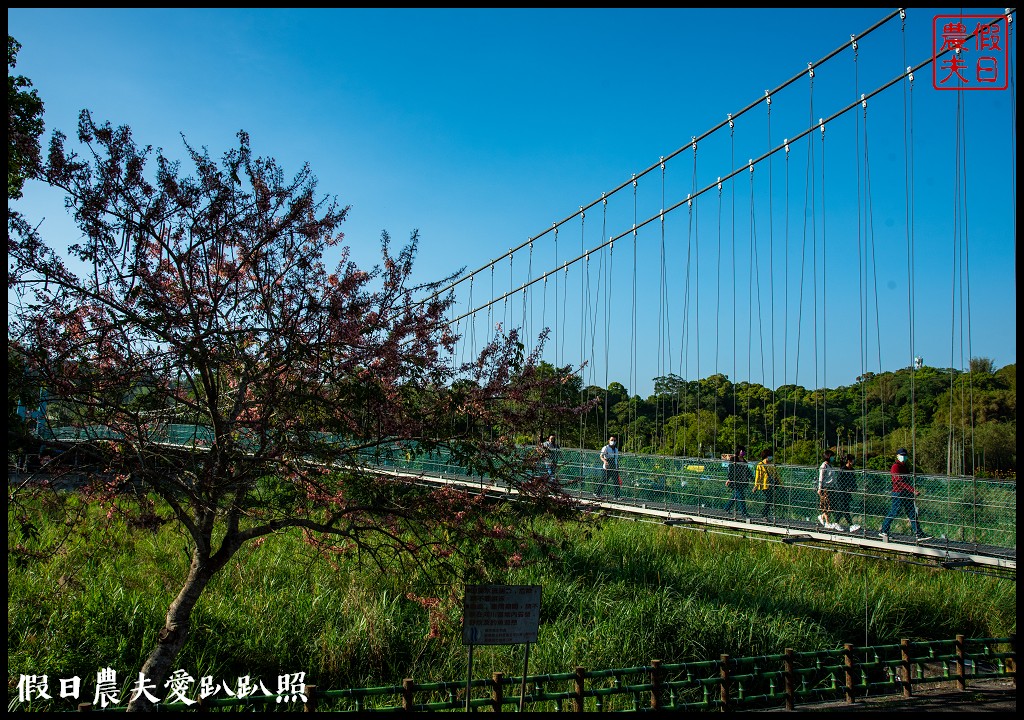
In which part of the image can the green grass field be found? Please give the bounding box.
[8,494,1016,711]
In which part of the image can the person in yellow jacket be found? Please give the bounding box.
[753,449,783,520]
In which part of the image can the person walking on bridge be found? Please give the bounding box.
[724,446,753,518]
[541,434,560,482]
[832,454,860,533]
[753,449,782,520]
[817,449,839,530]
[598,435,620,499]
[879,448,930,541]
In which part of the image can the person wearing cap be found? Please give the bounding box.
[723,445,753,518]
[753,448,783,520]
[879,447,930,541]
[817,449,839,530]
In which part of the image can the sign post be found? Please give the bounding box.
[462,585,542,712]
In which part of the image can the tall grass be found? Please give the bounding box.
[8,497,1015,710]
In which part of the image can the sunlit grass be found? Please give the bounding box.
[8,496,1015,710]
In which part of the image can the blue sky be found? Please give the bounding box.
[8,8,1017,398]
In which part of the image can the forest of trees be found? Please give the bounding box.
[522,359,1016,478]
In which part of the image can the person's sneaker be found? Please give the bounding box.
[817,514,826,526]
[850,524,861,533]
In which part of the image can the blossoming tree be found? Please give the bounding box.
[7,111,584,709]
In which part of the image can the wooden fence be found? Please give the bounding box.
[60,634,1014,712]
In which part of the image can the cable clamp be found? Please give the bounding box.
[632,173,637,188]
[906,66,914,83]
[808,62,814,78]
[748,158,754,173]
[661,155,666,170]
[686,194,691,208]
[899,8,906,21]
[765,89,771,106]
[717,176,722,191]
[727,113,734,130]
[784,138,790,154]
[602,191,607,206]
[851,34,858,52]
[580,205,585,220]
[861,93,867,109]
[632,224,637,237]
[819,118,825,136]
[1006,11,1012,25]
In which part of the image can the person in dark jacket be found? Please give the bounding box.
[723,446,753,517]
[832,454,860,532]
[879,448,930,541]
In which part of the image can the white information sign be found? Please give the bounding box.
[461,584,541,646]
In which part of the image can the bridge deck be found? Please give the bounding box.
[375,466,1016,576]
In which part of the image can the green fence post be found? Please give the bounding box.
[956,635,966,691]
[573,666,586,713]
[784,648,795,711]
[720,654,731,711]
[491,672,503,713]
[901,638,913,698]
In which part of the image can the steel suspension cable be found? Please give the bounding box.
[692,144,701,457]
[747,159,755,448]
[948,81,964,475]
[750,158,768,449]
[731,115,738,454]
[604,204,612,443]
[416,11,903,311]
[902,11,918,471]
[630,176,639,451]
[865,97,886,453]
[857,41,868,467]
[766,91,777,452]
[679,162,695,455]
[657,160,668,452]
[820,113,828,452]
[792,67,814,452]
[715,178,722,457]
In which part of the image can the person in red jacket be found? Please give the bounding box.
[878,448,930,541]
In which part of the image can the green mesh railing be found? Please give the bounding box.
[33,428,1015,551]
[371,444,1015,551]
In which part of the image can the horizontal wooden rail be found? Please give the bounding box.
[41,634,1012,712]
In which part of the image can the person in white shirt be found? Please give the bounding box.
[598,435,620,498]
[817,449,840,530]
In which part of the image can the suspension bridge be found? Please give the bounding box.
[408,9,1017,573]
[12,9,1017,576]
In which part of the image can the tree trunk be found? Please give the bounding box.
[126,551,217,711]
